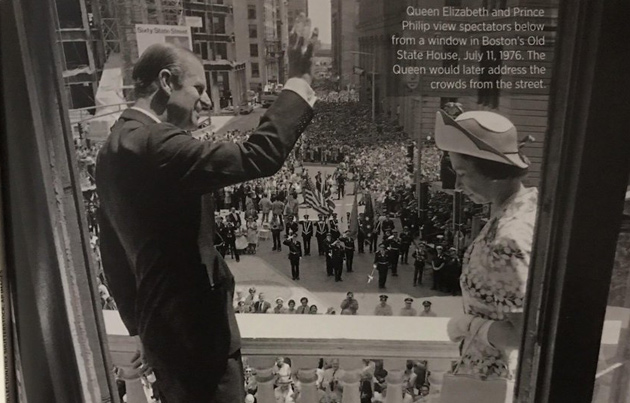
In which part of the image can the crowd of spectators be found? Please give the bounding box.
[242,356,437,403]
[232,287,441,318]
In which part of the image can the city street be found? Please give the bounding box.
[201,107,464,316]
[225,164,463,317]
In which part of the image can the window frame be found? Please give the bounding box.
[2,0,630,402]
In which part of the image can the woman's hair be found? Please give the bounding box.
[458,153,528,180]
[132,43,196,98]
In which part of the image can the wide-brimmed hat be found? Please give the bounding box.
[435,110,529,168]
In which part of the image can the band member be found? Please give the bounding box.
[339,230,355,273]
[300,214,313,256]
[399,226,413,264]
[387,231,400,276]
[329,214,340,240]
[283,234,303,280]
[271,214,283,251]
[412,244,427,286]
[324,232,334,277]
[374,244,390,289]
[331,239,345,282]
[315,214,328,255]
[357,213,366,254]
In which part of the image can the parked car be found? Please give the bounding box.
[239,102,254,115]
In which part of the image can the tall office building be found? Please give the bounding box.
[331,0,359,90]
[183,0,247,110]
[234,0,288,91]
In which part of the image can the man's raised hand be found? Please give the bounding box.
[288,13,319,85]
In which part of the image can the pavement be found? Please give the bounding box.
[200,111,465,317]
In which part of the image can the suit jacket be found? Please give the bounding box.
[96,90,313,401]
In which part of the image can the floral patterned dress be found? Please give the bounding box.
[458,185,538,379]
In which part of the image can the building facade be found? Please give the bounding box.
[234,0,289,91]
[183,0,247,110]
[54,0,105,112]
[331,0,360,90]
[357,0,560,186]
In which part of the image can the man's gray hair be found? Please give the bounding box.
[132,43,199,98]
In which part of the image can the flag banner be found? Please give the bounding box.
[303,176,334,216]
[349,191,359,238]
[364,191,374,223]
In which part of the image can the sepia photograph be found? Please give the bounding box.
[1,0,630,402]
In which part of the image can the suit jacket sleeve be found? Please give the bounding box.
[148,90,313,194]
[97,210,138,336]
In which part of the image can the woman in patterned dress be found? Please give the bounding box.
[434,110,537,382]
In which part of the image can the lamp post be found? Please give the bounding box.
[350,50,376,122]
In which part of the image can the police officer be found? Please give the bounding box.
[399,226,413,265]
[374,243,390,289]
[324,232,335,277]
[300,214,313,256]
[283,233,303,280]
[387,232,400,277]
[339,230,355,273]
[315,214,328,256]
[357,213,366,254]
[331,238,345,282]
[412,243,427,287]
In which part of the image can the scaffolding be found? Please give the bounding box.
[92,0,184,87]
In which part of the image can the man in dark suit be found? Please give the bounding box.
[96,16,318,402]
[300,214,313,256]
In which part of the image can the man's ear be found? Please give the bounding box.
[158,69,174,95]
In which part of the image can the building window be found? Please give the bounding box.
[213,42,227,60]
[249,24,258,39]
[248,5,257,20]
[250,44,259,57]
[251,62,260,78]
[213,15,226,34]
[200,42,209,60]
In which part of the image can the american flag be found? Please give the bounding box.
[302,176,335,216]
